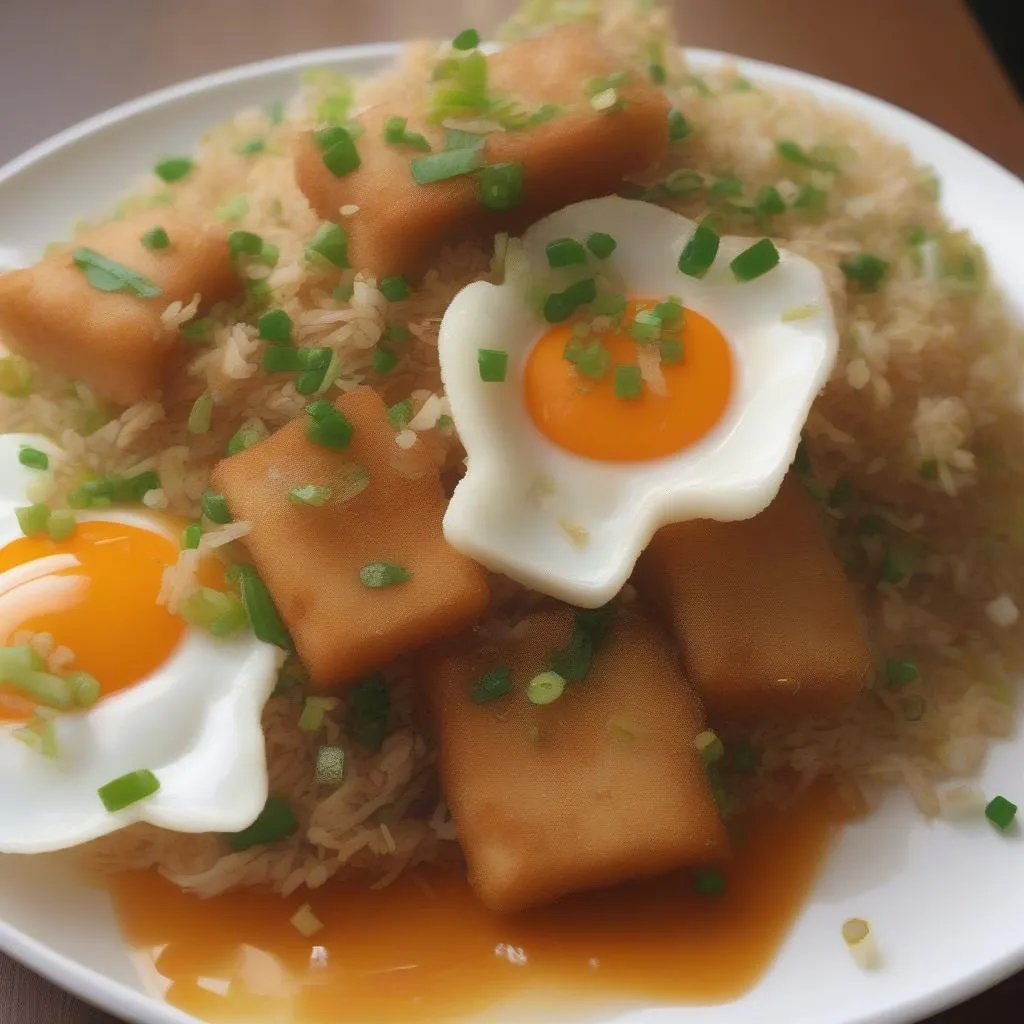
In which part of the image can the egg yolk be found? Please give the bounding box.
[523,302,734,462]
[0,519,217,721]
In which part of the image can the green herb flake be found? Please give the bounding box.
[154,157,195,183]
[477,162,524,211]
[72,249,162,298]
[667,108,692,143]
[258,308,293,344]
[840,252,890,292]
[677,219,720,278]
[775,140,838,173]
[471,666,513,704]
[306,222,350,268]
[586,232,616,259]
[359,562,412,588]
[141,226,170,251]
[452,27,480,50]
[477,348,508,383]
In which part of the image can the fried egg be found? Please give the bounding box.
[439,197,838,607]
[0,433,280,853]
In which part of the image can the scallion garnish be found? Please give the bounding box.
[593,292,627,318]
[677,219,720,278]
[755,185,786,216]
[585,232,616,259]
[200,491,231,524]
[47,509,76,542]
[776,139,838,173]
[98,769,160,812]
[452,27,480,50]
[544,278,597,323]
[226,426,265,456]
[13,715,59,759]
[477,162,524,211]
[258,308,293,344]
[315,744,346,785]
[68,471,160,508]
[232,563,291,649]
[180,316,213,343]
[985,795,1017,831]
[306,222,350,268]
[228,230,263,260]
[477,348,508,383]
[695,728,725,765]
[181,587,248,637]
[614,364,643,400]
[18,446,48,470]
[387,399,413,429]
[225,793,298,850]
[188,391,215,435]
[72,249,162,298]
[546,237,588,268]
[471,666,513,703]
[379,275,411,302]
[288,484,332,507]
[659,337,684,364]
[382,116,431,152]
[794,183,827,215]
[141,226,170,251]
[709,176,742,200]
[730,238,780,281]
[320,125,361,177]
[304,399,354,450]
[359,562,412,588]
[15,503,50,537]
[410,147,484,185]
[885,659,919,688]
[154,157,194,183]
[564,339,610,380]
[668,108,691,143]
[182,522,202,549]
[840,252,890,292]
[526,670,566,706]
[630,309,662,342]
[370,346,397,375]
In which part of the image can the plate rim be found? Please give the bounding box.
[1,38,1023,1024]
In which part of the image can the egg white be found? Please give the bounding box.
[0,433,281,854]
[439,197,838,608]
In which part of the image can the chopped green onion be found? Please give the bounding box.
[0,357,32,397]
[630,309,662,342]
[649,62,667,85]
[775,140,838,173]
[187,391,215,435]
[225,793,298,850]
[548,604,616,682]
[226,426,265,457]
[386,322,412,344]
[47,509,76,542]
[180,316,213,343]
[586,232,616,259]
[379,275,411,302]
[321,126,361,177]
[730,238,780,282]
[755,185,787,216]
[236,137,266,156]
[477,162,524,211]
[695,728,725,765]
[0,647,73,710]
[261,346,303,373]
[794,183,827,216]
[471,666,513,703]
[668,108,691,143]
[15,503,50,537]
[693,869,725,896]
[885,658,919,688]
[659,337,684,364]
[18,446,48,470]
[180,587,247,637]
[306,222,350,268]
[13,715,59,759]
[452,27,480,50]
[154,157,194,183]
[840,252,890,292]
[526,103,561,127]
[387,399,413,429]
[359,562,412,588]
[258,309,293,344]
[382,116,431,152]
[315,745,346,785]
[654,300,683,326]
[477,348,508,383]
[678,219,720,278]
[919,459,939,481]
[985,795,1017,831]
[98,769,160,812]
[233,563,291,649]
[182,522,202,549]
[298,696,338,732]
[546,237,588,268]
[443,128,484,152]
[564,340,610,380]
[304,400,354,451]
[614,364,643,400]
[544,278,597,323]
[526,670,566,706]
[215,195,250,222]
[288,484,332,507]
[72,249,161,298]
[228,230,264,260]
[410,147,484,184]
[709,176,742,200]
[906,226,927,246]
[200,491,231,524]
[371,346,398,375]
[593,292,627,317]
[141,226,170,251]
[662,169,703,196]
[345,674,391,752]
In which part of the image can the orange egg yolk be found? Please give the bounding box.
[0,519,218,721]
[523,301,734,462]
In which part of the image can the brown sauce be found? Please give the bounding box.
[108,789,848,1022]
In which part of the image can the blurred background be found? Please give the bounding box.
[0,2,1021,1022]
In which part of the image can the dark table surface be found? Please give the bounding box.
[1,1,1023,1021]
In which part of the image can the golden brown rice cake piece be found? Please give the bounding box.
[293,24,671,279]
[427,608,728,913]
[0,212,239,406]
[212,386,488,688]
[634,475,873,721]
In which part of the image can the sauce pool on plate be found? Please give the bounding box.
[108,789,849,1022]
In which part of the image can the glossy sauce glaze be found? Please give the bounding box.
[109,790,848,1023]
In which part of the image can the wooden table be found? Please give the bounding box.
[1,1,1022,1022]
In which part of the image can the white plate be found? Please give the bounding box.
[1,42,1023,1024]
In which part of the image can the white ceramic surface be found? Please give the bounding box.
[0,42,1023,1024]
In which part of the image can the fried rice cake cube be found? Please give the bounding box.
[212,386,488,688]
[634,475,873,721]
[293,24,671,279]
[0,212,239,406]
[426,608,728,914]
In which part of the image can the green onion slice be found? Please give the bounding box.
[614,364,643,400]
[18,446,48,470]
[410,147,484,185]
[288,484,332,507]
[471,666,513,703]
[258,309,293,343]
[98,769,160,812]
[730,238,780,282]
[72,249,162,298]
[359,562,412,588]
[477,162,524,211]
[840,252,890,292]
[225,793,298,850]
[586,232,616,259]
[304,400,354,450]
[546,237,588,268]
[233,563,292,649]
[526,670,566,706]
[668,108,691,142]
[477,348,508,382]
[141,226,170,251]
[452,27,480,50]
[154,157,194,183]
[307,223,350,268]
[677,219,720,278]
